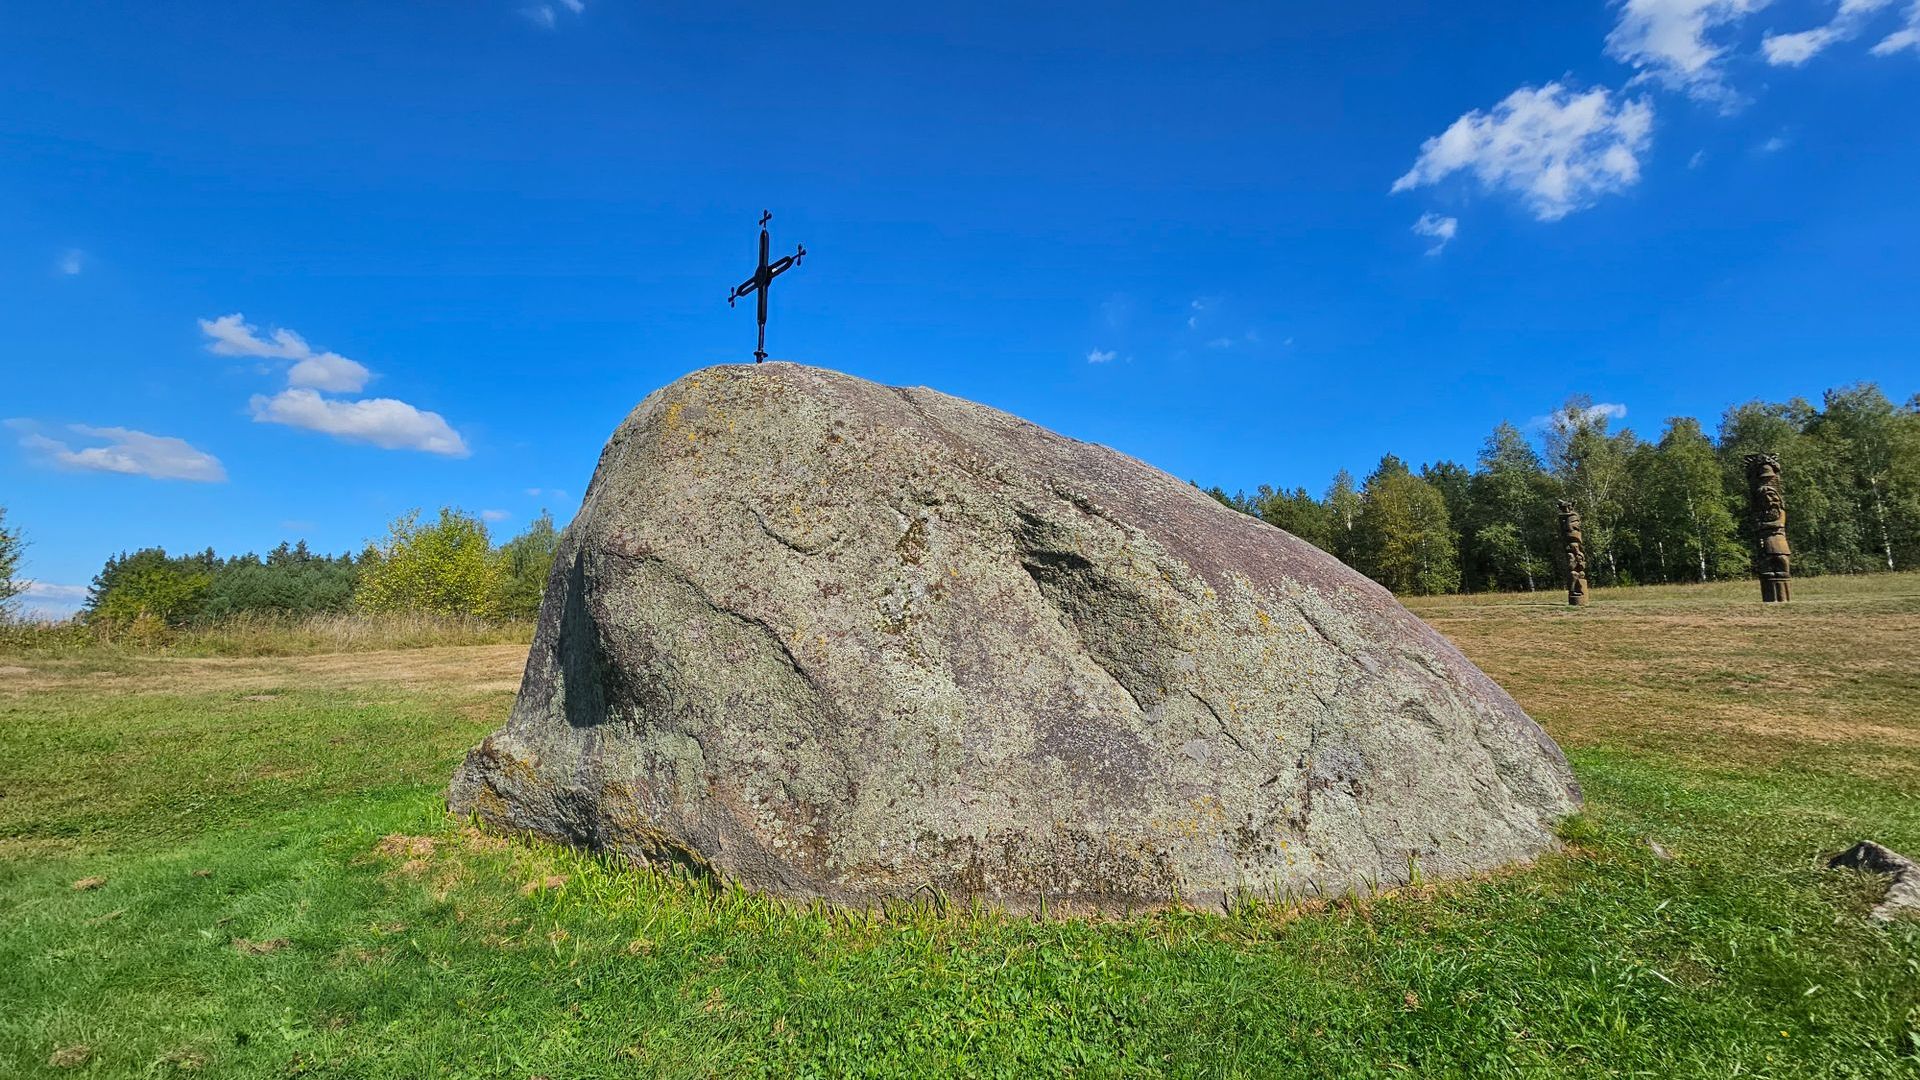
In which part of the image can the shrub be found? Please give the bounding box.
[356,509,507,618]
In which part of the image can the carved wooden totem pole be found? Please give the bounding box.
[1557,499,1589,607]
[1744,453,1792,603]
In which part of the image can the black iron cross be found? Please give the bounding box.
[727,211,805,363]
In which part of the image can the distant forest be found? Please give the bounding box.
[1203,384,1920,596]
[74,509,560,625]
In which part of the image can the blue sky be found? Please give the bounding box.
[4,1,1917,616]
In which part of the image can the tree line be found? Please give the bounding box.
[1204,384,1920,595]
[4,382,1916,622]
[72,508,560,626]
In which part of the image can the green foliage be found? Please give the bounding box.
[89,543,359,626]
[1204,384,1919,595]
[494,511,560,619]
[1546,395,1635,586]
[1467,422,1555,592]
[78,511,560,630]
[0,507,22,614]
[202,542,358,619]
[1255,485,1333,550]
[1354,455,1461,595]
[356,508,507,618]
[1642,418,1748,583]
[1324,468,1362,564]
[90,549,212,626]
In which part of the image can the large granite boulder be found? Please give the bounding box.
[450,363,1579,913]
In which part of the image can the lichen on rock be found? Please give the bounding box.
[449,362,1580,913]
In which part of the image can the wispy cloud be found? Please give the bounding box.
[14,581,89,620]
[1393,82,1654,221]
[522,0,585,29]
[248,389,469,457]
[1086,348,1118,364]
[12,421,227,482]
[1605,0,1767,106]
[1760,134,1790,153]
[1873,1,1920,53]
[57,250,84,276]
[1528,401,1630,431]
[1412,213,1459,254]
[204,313,467,456]
[1765,0,1914,63]
[481,509,512,523]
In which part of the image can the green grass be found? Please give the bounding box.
[3,581,1918,1077]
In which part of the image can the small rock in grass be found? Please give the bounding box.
[71,876,107,891]
[1827,841,1920,921]
[49,1045,91,1068]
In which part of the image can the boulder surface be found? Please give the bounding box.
[450,363,1580,912]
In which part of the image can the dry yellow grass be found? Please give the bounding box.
[1407,572,1920,781]
[0,643,528,698]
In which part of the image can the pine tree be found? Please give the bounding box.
[1254,486,1333,550]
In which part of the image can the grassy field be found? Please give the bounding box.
[2,577,1917,1077]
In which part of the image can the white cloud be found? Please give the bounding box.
[199,313,372,393]
[481,509,512,522]
[14,581,88,620]
[16,423,227,482]
[1393,83,1655,221]
[1604,0,1768,103]
[206,312,466,455]
[249,389,469,457]
[1205,337,1236,350]
[1412,213,1459,254]
[1760,134,1789,152]
[559,0,586,11]
[1086,348,1118,364]
[1765,0,1906,63]
[57,250,84,276]
[1870,1,1920,54]
[1529,401,1630,431]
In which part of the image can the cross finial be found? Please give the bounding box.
[727,211,806,363]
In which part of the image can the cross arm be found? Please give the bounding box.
[767,245,806,279]
[728,276,761,305]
